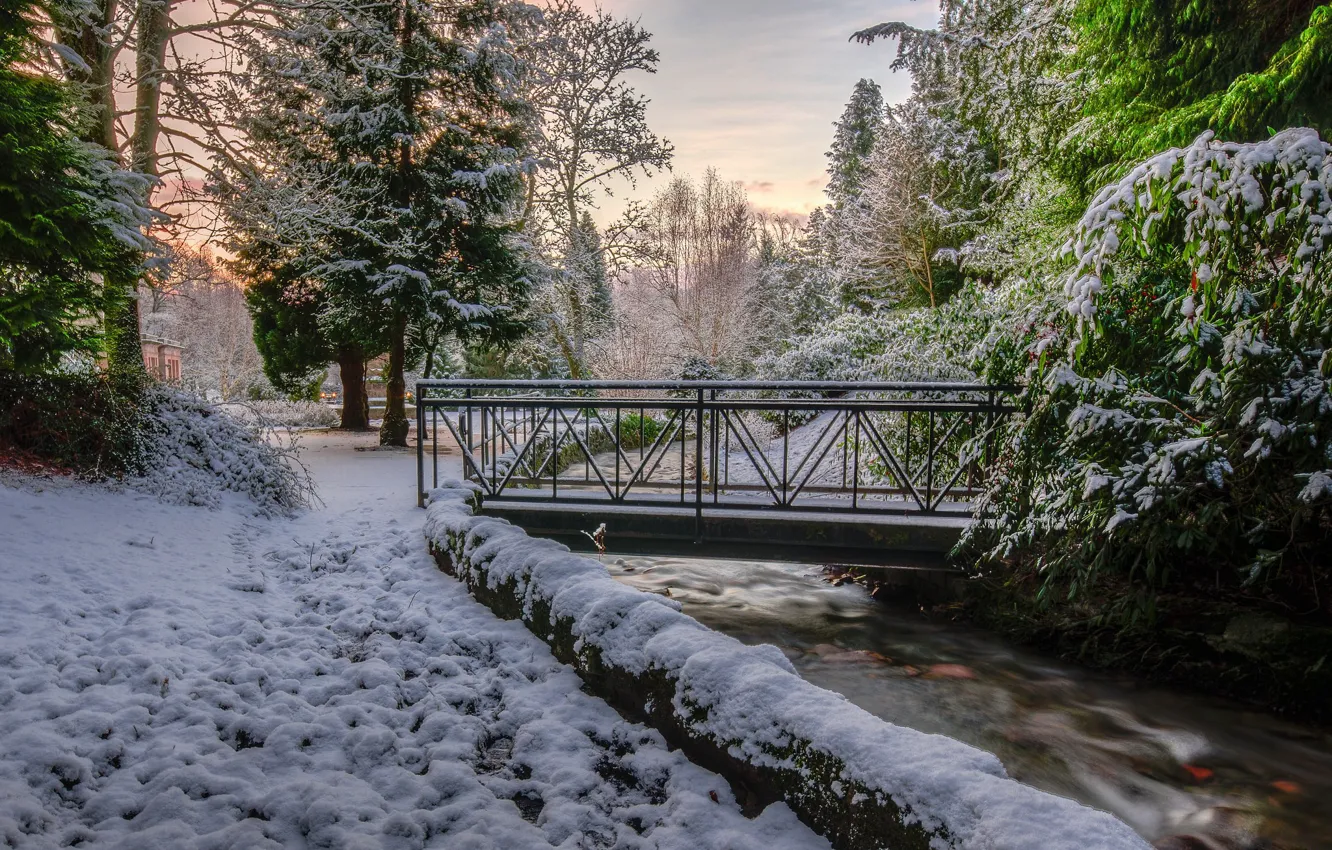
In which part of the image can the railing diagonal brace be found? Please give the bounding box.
[620,410,684,497]
[719,410,783,505]
[554,407,619,500]
[787,412,851,504]
[486,405,541,480]
[860,414,927,509]
[493,408,555,494]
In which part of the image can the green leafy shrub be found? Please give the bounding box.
[616,411,663,450]
[967,129,1332,618]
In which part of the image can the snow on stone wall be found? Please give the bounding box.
[423,483,1151,850]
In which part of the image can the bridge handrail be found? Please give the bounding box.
[415,379,1021,522]
[415,378,1021,394]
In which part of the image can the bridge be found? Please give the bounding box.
[415,380,1018,566]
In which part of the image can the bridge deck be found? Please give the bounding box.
[480,495,971,567]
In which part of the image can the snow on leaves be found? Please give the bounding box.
[969,129,1332,593]
[1063,128,1332,325]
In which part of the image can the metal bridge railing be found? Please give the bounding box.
[415,380,1019,521]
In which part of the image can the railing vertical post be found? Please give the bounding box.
[432,406,438,490]
[724,409,730,489]
[841,411,849,490]
[695,387,705,543]
[464,388,472,484]
[710,388,719,505]
[926,409,936,512]
[852,409,860,510]
[905,410,913,490]
[986,388,997,482]
[781,409,790,507]
[416,385,426,507]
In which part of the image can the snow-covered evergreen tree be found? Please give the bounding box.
[853,1,1079,183]
[546,212,613,376]
[0,0,154,373]
[837,98,993,309]
[825,79,885,211]
[215,0,537,445]
[1069,0,1331,181]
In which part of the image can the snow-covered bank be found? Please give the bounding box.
[424,482,1152,850]
[0,435,827,849]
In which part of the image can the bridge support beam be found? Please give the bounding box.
[479,500,968,568]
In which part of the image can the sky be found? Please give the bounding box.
[574,0,939,218]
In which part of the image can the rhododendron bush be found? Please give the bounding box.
[966,129,1332,608]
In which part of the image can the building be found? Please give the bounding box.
[141,337,183,381]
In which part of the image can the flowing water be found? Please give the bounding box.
[604,555,1332,850]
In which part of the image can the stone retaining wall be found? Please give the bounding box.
[423,482,1150,850]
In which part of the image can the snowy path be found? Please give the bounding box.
[0,433,826,850]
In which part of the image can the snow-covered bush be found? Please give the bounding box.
[131,389,314,514]
[219,399,340,429]
[756,278,1043,385]
[968,129,1332,611]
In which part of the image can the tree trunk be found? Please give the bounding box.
[380,313,410,446]
[55,0,118,152]
[550,319,583,379]
[104,277,146,381]
[338,349,370,430]
[377,0,413,448]
[131,0,171,177]
[921,236,937,309]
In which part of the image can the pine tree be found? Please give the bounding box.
[239,244,386,428]
[573,213,613,337]
[0,0,152,373]
[852,2,1078,182]
[217,0,536,446]
[825,79,885,209]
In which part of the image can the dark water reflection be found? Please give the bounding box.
[605,555,1332,850]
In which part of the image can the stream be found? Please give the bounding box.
[604,555,1332,850]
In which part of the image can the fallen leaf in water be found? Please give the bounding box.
[902,665,921,677]
[1271,780,1301,794]
[924,664,977,680]
[1181,764,1214,782]
[810,644,843,657]
[708,790,719,803]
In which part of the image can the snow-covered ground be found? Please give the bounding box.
[0,431,827,850]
